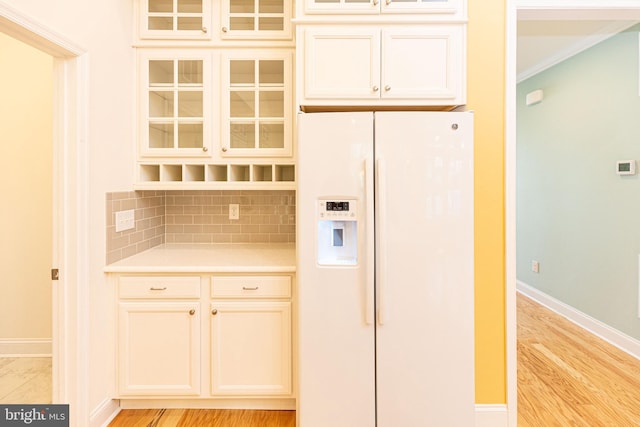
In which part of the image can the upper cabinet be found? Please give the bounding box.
[300,0,464,17]
[137,0,293,42]
[300,25,465,107]
[221,0,292,40]
[295,0,468,110]
[139,0,212,40]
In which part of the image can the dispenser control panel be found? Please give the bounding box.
[318,200,357,220]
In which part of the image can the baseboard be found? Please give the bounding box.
[517,281,640,360]
[91,398,120,427]
[119,398,296,410]
[475,404,509,427]
[0,338,52,357]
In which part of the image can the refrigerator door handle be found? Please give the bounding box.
[376,157,386,326]
[365,157,374,325]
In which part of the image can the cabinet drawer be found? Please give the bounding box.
[119,276,201,299]
[211,276,291,298]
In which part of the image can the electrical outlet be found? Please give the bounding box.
[115,209,135,232]
[531,260,540,273]
[229,204,239,220]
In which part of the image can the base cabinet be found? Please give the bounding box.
[115,273,294,404]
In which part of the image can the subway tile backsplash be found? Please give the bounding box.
[106,190,295,264]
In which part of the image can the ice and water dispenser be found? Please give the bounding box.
[317,199,358,266]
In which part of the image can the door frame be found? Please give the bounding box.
[0,2,89,423]
[506,1,640,425]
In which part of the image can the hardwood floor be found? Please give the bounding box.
[0,357,52,403]
[108,409,295,427]
[518,293,640,426]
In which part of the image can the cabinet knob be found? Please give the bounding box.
[202,27,208,34]
[386,0,391,5]
[373,0,379,5]
[373,86,379,92]
[211,308,218,315]
[189,309,196,316]
[222,26,228,33]
[384,85,391,91]
[222,147,228,152]
[202,146,208,152]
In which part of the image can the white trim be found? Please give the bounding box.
[505,3,518,427]
[91,398,120,427]
[0,339,52,357]
[517,281,640,361]
[475,404,509,427]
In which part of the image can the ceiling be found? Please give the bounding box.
[516,20,638,82]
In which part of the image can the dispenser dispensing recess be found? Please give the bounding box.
[317,199,358,266]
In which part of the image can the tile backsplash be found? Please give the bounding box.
[106,190,295,264]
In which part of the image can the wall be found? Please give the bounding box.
[0,32,53,350]
[468,1,507,403]
[517,30,640,340]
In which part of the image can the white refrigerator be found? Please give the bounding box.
[296,111,475,427]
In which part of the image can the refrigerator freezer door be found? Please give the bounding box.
[297,112,376,427]
[374,112,475,427]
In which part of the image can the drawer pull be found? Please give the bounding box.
[189,309,196,316]
[150,287,167,291]
[242,286,259,291]
[211,309,218,315]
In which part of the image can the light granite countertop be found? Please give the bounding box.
[104,243,296,273]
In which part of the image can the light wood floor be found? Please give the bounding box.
[0,357,52,403]
[518,293,640,426]
[108,409,295,427]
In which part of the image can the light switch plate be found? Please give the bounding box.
[116,209,135,232]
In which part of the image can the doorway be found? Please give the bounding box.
[507,2,640,425]
[0,31,53,403]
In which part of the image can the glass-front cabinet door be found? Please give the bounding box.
[221,0,292,40]
[302,0,462,16]
[139,50,214,157]
[140,0,211,39]
[221,51,292,157]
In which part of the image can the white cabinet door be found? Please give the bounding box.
[303,27,380,100]
[139,0,212,40]
[381,25,464,103]
[118,302,201,396]
[300,25,465,106]
[210,301,292,395]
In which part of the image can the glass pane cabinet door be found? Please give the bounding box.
[221,0,292,39]
[142,52,212,156]
[141,0,211,39]
[222,52,291,157]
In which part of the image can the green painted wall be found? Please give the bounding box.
[517,29,640,339]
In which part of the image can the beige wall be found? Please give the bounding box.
[0,32,53,346]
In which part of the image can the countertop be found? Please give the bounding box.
[104,243,296,273]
